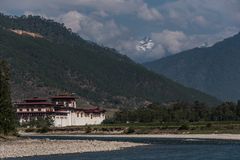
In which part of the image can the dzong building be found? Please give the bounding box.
[15,95,106,127]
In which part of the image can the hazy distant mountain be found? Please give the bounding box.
[144,32,240,101]
[0,13,219,106]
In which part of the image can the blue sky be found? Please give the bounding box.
[0,0,240,62]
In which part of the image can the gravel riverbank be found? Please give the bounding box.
[57,134,240,140]
[0,139,147,158]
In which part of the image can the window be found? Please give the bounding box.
[31,108,34,112]
[38,108,41,111]
[19,109,22,112]
[81,113,83,117]
[26,109,29,112]
[77,113,79,117]
[91,114,93,119]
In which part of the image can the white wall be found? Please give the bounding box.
[54,115,70,127]
[18,110,105,127]
[53,111,105,127]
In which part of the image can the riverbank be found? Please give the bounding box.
[53,134,240,141]
[23,133,240,141]
[19,121,240,135]
[0,139,147,158]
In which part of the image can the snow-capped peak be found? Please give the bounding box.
[136,37,155,51]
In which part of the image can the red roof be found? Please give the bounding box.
[77,108,105,113]
[24,97,48,102]
[17,111,68,115]
[15,102,54,106]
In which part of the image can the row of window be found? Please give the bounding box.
[55,116,67,119]
[76,113,103,119]
[77,112,84,117]
[18,108,53,112]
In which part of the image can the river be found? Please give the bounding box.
[8,135,240,160]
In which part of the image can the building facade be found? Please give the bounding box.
[15,95,106,127]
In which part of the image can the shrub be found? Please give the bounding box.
[124,127,135,134]
[22,117,54,128]
[102,118,115,124]
[25,128,35,132]
[85,126,92,134]
[206,123,212,128]
[37,126,49,133]
[178,124,190,130]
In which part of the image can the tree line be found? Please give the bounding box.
[107,101,240,124]
[0,60,16,135]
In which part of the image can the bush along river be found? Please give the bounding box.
[7,135,240,160]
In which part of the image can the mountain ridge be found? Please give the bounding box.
[144,32,240,101]
[0,13,220,107]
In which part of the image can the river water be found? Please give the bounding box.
[8,135,240,160]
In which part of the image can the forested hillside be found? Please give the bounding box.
[0,14,219,107]
[144,32,240,101]
[0,60,16,135]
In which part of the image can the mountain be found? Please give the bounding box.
[144,32,240,101]
[0,13,219,107]
[136,37,154,52]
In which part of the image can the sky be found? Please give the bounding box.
[0,0,240,62]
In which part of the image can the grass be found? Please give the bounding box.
[19,121,240,135]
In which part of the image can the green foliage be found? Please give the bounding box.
[37,126,49,133]
[144,32,240,101]
[0,60,16,135]
[178,124,190,130]
[110,101,240,124]
[25,128,36,133]
[0,13,219,106]
[22,117,53,128]
[85,126,92,134]
[102,118,115,124]
[206,123,212,128]
[124,127,135,134]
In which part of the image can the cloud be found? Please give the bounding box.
[0,0,239,62]
[130,27,239,62]
[57,11,128,43]
[137,3,163,21]
[161,0,240,30]
[58,0,163,21]
[0,0,163,21]
[187,27,239,47]
[193,16,208,27]
[57,11,84,33]
[151,30,188,54]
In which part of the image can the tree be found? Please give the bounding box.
[0,60,16,135]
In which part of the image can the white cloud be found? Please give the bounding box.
[57,11,127,43]
[1,0,239,62]
[137,3,163,21]
[57,11,83,33]
[131,27,239,62]
[161,0,240,29]
[0,0,163,21]
[58,0,163,21]
[193,16,208,27]
[187,27,239,48]
[151,30,188,54]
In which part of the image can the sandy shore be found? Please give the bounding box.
[31,134,240,140]
[0,139,146,158]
